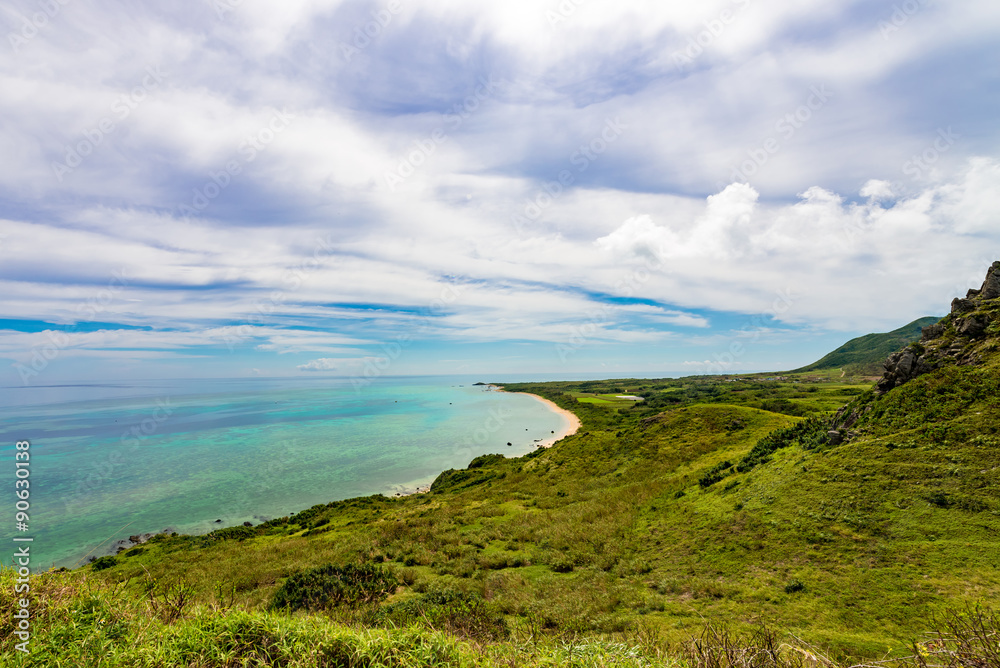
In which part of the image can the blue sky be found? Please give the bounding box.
[1,0,999,385]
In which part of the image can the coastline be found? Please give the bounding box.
[392,389,581,497]
[81,383,582,557]
[501,389,581,448]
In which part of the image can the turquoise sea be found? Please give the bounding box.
[0,376,570,570]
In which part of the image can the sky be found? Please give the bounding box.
[1,0,999,385]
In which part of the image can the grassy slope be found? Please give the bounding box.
[793,316,941,375]
[4,353,1000,664]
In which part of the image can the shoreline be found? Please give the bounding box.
[500,388,581,448]
[393,389,581,497]
[82,384,583,557]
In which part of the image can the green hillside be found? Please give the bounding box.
[4,265,1000,667]
[793,316,942,376]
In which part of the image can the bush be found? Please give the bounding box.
[549,556,575,573]
[784,579,805,594]
[269,563,399,612]
[378,585,509,641]
[927,491,952,508]
[737,418,828,473]
[468,453,505,469]
[90,555,118,571]
[699,460,732,488]
[206,525,256,542]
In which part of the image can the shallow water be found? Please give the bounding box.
[0,376,567,569]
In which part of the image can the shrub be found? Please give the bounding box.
[549,556,575,573]
[784,579,805,594]
[378,585,509,641]
[269,563,399,612]
[699,460,732,488]
[737,418,828,473]
[927,491,952,508]
[90,555,118,571]
[206,525,256,542]
[468,453,505,469]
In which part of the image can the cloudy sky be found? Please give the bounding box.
[1,0,999,384]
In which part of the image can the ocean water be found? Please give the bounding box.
[0,376,569,570]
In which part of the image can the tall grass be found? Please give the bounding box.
[3,568,998,667]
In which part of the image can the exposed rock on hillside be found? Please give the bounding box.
[875,261,1000,394]
[833,261,1000,433]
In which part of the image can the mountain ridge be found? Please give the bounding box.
[793,316,942,376]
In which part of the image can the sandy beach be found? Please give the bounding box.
[391,389,582,497]
[506,390,582,448]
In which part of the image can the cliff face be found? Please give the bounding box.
[876,261,1000,393]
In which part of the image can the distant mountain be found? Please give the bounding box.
[794,316,942,375]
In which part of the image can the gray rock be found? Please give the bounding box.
[951,298,976,314]
[955,314,990,338]
[877,348,934,393]
[827,431,843,445]
[921,323,945,341]
[980,261,1000,300]
[875,260,998,395]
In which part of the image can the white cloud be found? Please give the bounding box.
[595,159,1000,330]
[297,356,386,373]
[1,0,999,376]
[860,179,894,201]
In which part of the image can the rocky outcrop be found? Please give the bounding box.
[956,313,990,338]
[875,261,999,394]
[832,261,999,436]
[980,261,1000,300]
[876,346,936,393]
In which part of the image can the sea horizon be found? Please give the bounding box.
[0,375,577,570]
